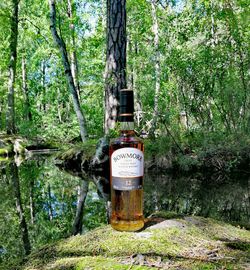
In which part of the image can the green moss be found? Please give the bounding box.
[0,156,9,162]
[0,146,14,156]
[0,135,30,156]
[184,261,239,270]
[26,257,83,270]
[55,225,184,258]
[76,256,151,270]
[196,217,250,240]
[18,217,250,270]
[0,148,8,155]
[57,140,97,161]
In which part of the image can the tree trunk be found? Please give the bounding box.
[48,0,88,142]
[149,0,160,137]
[104,0,127,134]
[29,178,35,224]
[22,56,32,121]
[41,60,47,112]
[47,183,53,221]
[11,163,31,255]
[6,0,19,134]
[72,179,89,235]
[132,42,143,127]
[67,0,81,101]
[179,81,190,130]
[57,88,62,123]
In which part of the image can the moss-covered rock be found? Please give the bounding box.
[0,136,17,156]
[0,134,30,156]
[14,216,250,270]
[0,134,60,157]
[25,139,59,151]
[56,141,98,172]
[0,145,13,156]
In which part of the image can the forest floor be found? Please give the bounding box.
[10,215,250,270]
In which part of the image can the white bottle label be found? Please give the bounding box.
[111,148,144,177]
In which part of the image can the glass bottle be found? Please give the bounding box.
[109,89,144,231]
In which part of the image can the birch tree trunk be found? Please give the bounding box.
[104,0,127,134]
[149,0,160,137]
[133,42,143,127]
[41,60,46,112]
[6,0,19,134]
[72,179,89,235]
[29,178,35,224]
[48,0,87,142]
[67,0,81,101]
[47,183,53,221]
[11,163,31,255]
[22,56,32,121]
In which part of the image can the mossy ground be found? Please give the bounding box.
[10,216,250,270]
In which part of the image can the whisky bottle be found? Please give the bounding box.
[109,89,144,231]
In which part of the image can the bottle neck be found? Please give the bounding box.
[120,121,135,136]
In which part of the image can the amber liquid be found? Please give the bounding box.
[110,129,144,231]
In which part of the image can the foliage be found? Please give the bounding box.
[143,131,250,173]
[0,0,249,141]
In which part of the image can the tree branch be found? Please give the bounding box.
[19,17,49,43]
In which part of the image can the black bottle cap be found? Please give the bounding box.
[119,89,134,122]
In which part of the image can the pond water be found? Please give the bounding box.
[0,152,249,263]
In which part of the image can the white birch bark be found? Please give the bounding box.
[22,56,32,121]
[6,0,19,134]
[150,0,160,136]
[48,0,87,142]
[67,0,81,101]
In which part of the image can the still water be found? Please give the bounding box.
[0,152,249,263]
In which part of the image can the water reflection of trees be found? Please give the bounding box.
[0,156,249,266]
[0,157,108,265]
[72,178,89,235]
[10,162,31,255]
[144,173,250,224]
[59,168,110,234]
